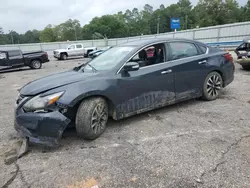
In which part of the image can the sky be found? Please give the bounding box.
[0,0,248,34]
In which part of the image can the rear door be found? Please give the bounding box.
[167,41,209,101]
[7,50,24,67]
[76,44,84,56]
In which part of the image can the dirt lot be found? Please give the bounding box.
[0,55,250,188]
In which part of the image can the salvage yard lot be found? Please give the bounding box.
[1,55,250,188]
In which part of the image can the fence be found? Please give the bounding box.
[1,21,250,55]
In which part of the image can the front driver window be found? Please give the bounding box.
[68,45,75,50]
[129,43,165,67]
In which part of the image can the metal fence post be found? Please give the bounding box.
[217,28,221,42]
[193,30,195,40]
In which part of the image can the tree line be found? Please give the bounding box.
[1,0,250,45]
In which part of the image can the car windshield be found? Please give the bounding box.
[81,46,135,72]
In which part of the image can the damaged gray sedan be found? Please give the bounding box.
[14,38,234,146]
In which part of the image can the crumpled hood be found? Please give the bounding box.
[20,70,95,96]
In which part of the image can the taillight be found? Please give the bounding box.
[224,53,233,63]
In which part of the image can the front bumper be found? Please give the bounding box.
[54,53,60,58]
[15,108,70,147]
[236,58,250,66]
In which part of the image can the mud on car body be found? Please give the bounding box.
[14,38,235,146]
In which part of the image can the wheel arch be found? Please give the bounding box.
[60,52,68,56]
[29,58,42,64]
[65,94,117,123]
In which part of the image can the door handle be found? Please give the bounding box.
[161,69,172,74]
[198,60,207,64]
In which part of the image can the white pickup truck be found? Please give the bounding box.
[53,44,97,60]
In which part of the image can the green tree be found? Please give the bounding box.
[55,19,81,41]
[82,15,128,39]
[40,25,57,42]
[0,27,6,44]
[241,0,250,21]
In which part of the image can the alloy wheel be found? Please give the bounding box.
[206,74,222,98]
[91,103,108,134]
[32,60,41,69]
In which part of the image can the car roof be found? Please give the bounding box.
[119,38,205,47]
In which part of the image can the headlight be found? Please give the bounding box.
[23,91,64,112]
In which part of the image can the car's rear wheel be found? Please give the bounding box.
[30,59,42,69]
[202,71,223,101]
[60,53,67,60]
[76,97,108,140]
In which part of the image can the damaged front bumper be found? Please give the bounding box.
[15,108,70,147]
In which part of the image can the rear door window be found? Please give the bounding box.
[76,44,82,49]
[169,42,199,60]
[198,45,207,54]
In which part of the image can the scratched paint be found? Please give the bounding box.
[116,91,175,118]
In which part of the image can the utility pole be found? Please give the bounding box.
[157,16,160,34]
[9,30,14,44]
[71,23,77,41]
[185,15,188,30]
[74,28,77,41]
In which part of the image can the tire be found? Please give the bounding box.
[60,53,67,60]
[30,59,42,69]
[76,97,108,140]
[202,71,223,101]
[242,65,250,70]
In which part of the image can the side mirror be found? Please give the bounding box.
[124,62,140,72]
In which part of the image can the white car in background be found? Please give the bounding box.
[53,44,97,60]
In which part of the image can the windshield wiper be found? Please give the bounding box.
[83,63,98,72]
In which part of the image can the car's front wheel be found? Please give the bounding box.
[60,53,67,60]
[202,71,223,101]
[76,97,108,140]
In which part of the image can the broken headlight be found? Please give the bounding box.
[23,91,64,112]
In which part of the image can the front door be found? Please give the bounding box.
[76,44,83,56]
[0,52,8,67]
[115,43,175,118]
[7,50,23,67]
[67,44,77,56]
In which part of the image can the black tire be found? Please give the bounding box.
[202,71,223,101]
[242,65,250,70]
[76,97,108,140]
[60,53,67,60]
[30,59,42,69]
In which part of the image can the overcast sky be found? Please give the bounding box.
[0,0,248,33]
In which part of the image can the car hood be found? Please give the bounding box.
[20,70,96,96]
[89,50,101,55]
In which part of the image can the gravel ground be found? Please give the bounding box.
[0,54,250,188]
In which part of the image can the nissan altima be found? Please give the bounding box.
[14,38,234,146]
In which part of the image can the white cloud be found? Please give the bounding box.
[0,0,247,33]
